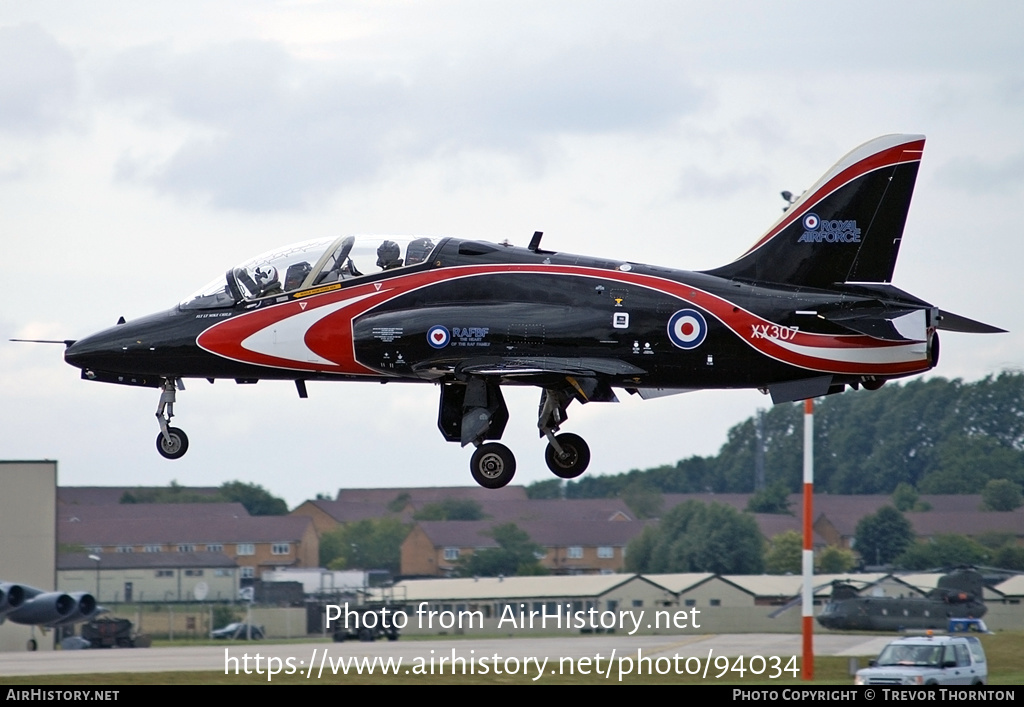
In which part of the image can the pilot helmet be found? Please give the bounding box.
[253,265,280,295]
[376,240,403,269]
[254,265,279,286]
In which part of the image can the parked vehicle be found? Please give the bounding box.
[81,618,150,648]
[210,622,265,640]
[855,634,987,685]
[332,606,402,643]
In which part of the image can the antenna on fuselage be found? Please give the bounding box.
[528,231,543,252]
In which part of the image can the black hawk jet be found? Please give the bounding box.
[54,135,1003,488]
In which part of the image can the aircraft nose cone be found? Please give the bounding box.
[64,335,112,372]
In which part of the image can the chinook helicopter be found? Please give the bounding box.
[816,568,988,632]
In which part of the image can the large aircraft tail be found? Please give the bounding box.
[705,135,925,289]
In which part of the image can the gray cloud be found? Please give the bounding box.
[98,38,703,211]
[0,24,79,135]
[675,167,768,200]
[937,153,1024,195]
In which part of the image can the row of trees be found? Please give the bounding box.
[315,499,1024,578]
[318,519,546,576]
[529,372,1024,499]
[853,505,1024,571]
[120,479,289,515]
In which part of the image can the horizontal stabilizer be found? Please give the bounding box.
[821,306,922,341]
[937,310,1006,334]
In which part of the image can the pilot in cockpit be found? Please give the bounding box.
[376,240,404,270]
[254,266,282,297]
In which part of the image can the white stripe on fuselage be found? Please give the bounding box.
[239,292,381,366]
[771,337,927,366]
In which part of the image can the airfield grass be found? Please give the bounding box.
[3,631,1022,686]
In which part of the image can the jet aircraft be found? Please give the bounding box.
[0,581,100,633]
[54,134,1003,488]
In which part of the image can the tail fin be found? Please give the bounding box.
[705,135,925,288]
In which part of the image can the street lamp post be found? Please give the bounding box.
[88,554,101,602]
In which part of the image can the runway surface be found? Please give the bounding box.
[0,633,893,677]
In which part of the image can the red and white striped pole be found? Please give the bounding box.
[802,398,815,681]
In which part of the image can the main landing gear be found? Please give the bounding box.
[470,443,517,489]
[440,380,594,489]
[155,378,189,460]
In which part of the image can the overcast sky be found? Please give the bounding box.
[2,1,1021,508]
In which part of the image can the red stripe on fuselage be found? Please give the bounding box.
[196,264,929,378]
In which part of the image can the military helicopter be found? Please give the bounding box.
[816,568,988,632]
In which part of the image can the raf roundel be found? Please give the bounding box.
[667,309,708,350]
[427,325,450,349]
[803,213,820,230]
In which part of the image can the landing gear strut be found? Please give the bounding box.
[544,432,590,479]
[538,388,591,479]
[155,378,189,460]
[439,378,595,488]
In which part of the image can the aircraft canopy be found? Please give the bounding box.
[180,235,438,309]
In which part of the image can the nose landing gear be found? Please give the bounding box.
[155,378,189,460]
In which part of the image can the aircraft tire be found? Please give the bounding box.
[156,427,189,460]
[545,433,590,479]
[470,443,516,489]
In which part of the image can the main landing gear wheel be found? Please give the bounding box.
[545,433,590,479]
[470,443,516,489]
[156,427,189,460]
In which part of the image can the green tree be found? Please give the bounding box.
[413,498,486,521]
[319,518,410,573]
[992,544,1024,571]
[980,479,1023,511]
[816,545,857,573]
[747,481,792,514]
[119,479,288,515]
[553,373,1024,498]
[387,492,412,513]
[456,523,547,577]
[896,535,990,570]
[219,481,288,515]
[625,501,764,574]
[854,506,914,566]
[526,479,562,499]
[620,480,664,519]
[891,483,919,512]
[764,531,801,574]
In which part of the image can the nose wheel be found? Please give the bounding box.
[544,432,590,479]
[470,443,516,489]
[155,378,189,460]
[156,427,189,460]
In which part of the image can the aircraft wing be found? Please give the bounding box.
[416,356,646,381]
